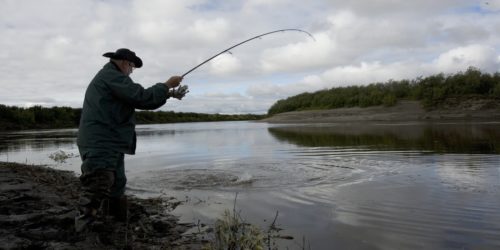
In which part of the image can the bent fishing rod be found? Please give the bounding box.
[181,29,315,78]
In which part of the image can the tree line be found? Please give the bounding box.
[267,67,500,115]
[0,105,265,131]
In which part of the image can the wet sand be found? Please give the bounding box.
[262,100,500,123]
[0,162,207,249]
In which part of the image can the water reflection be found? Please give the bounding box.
[268,122,500,154]
[0,129,77,153]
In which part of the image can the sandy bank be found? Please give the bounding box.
[262,100,500,124]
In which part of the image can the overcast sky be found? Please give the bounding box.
[1,0,500,114]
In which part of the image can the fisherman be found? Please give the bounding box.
[75,48,188,232]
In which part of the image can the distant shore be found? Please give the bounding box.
[262,100,500,124]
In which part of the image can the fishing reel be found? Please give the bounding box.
[169,85,189,100]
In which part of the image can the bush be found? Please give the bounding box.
[267,68,500,115]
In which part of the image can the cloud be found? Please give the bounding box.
[260,32,336,72]
[42,36,73,62]
[480,0,500,11]
[1,0,500,114]
[187,18,230,43]
[249,43,500,101]
[321,61,419,86]
[321,0,471,16]
[208,54,242,76]
[434,44,500,73]
[165,94,270,114]
[258,9,431,74]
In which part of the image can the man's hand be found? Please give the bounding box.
[165,76,183,88]
[169,85,189,100]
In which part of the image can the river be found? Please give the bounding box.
[1,121,499,249]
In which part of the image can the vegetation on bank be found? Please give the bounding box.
[0,105,265,131]
[136,110,264,124]
[205,194,296,250]
[268,67,500,115]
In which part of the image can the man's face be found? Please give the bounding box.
[121,60,135,76]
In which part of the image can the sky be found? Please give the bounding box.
[1,0,500,114]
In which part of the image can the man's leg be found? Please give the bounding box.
[108,152,128,221]
[75,149,122,232]
[110,152,126,198]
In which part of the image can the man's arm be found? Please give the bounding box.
[106,74,182,110]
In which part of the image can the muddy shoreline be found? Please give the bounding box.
[0,162,208,249]
[262,100,500,123]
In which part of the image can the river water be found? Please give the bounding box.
[1,121,499,249]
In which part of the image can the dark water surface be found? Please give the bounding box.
[1,121,499,249]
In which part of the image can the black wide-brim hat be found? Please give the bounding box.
[103,48,143,68]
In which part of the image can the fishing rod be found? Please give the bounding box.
[170,29,314,100]
[181,29,315,78]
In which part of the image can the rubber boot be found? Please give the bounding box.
[74,206,97,233]
[109,196,128,222]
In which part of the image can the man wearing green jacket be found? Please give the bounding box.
[75,48,187,231]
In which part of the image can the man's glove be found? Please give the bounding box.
[169,85,189,100]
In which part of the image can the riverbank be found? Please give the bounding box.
[0,162,207,249]
[262,100,500,123]
[0,104,265,131]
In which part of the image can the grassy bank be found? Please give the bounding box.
[267,67,500,115]
[263,100,500,123]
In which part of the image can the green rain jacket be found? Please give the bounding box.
[77,62,169,154]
